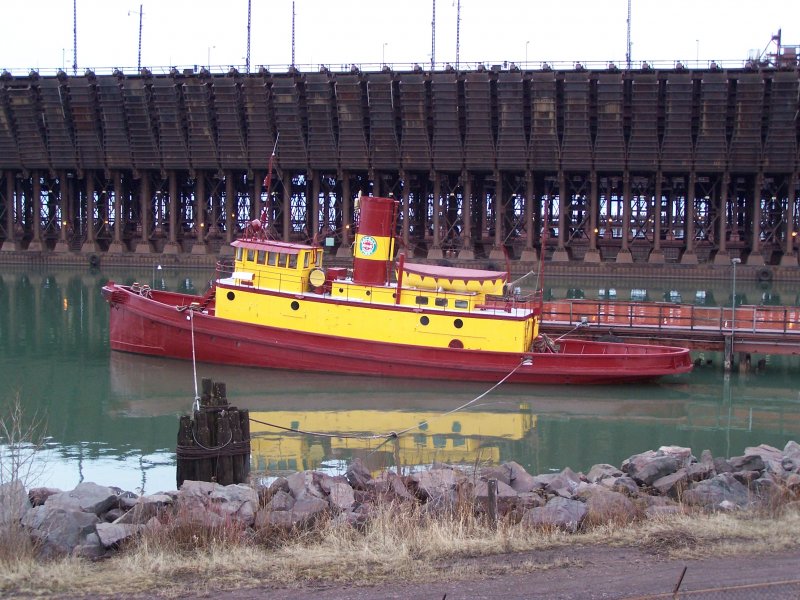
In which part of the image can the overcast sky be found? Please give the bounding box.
[2,0,799,74]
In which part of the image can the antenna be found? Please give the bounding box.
[128,4,143,70]
[137,5,143,70]
[73,0,78,75]
[431,0,436,70]
[291,1,296,68]
[626,0,631,70]
[246,0,252,73]
[455,0,461,70]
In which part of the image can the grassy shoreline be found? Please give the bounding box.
[2,498,799,598]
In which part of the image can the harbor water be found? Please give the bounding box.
[1,265,799,494]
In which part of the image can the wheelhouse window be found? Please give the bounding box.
[268,252,278,266]
[289,254,298,269]
[247,249,255,262]
[257,251,266,265]
[303,252,310,269]
[236,247,243,260]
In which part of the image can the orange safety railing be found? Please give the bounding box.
[542,299,800,335]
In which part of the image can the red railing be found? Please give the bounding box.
[541,299,800,335]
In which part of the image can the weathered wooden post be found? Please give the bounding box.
[487,478,498,530]
[175,378,251,487]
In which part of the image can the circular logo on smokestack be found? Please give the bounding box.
[358,235,378,256]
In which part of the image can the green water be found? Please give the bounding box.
[1,265,798,494]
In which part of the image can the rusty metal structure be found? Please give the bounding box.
[0,62,798,266]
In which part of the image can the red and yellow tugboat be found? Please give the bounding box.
[102,196,692,384]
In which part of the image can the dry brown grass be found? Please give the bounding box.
[1,488,799,597]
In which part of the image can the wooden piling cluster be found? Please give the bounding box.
[176,378,251,487]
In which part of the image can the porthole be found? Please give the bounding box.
[448,339,464,349]
[366,290,371,296]
[338,287,344,293]
[454,318,463,329]
[420,316,430,326]
[226,291,235,301]
[291,300,300,311]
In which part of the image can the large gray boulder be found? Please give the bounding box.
[540,467,583,498]
[622,448,687,486]
[409,467,457,503]
[114,493,173,525]
[345,458,372,490]
[176,480,259,527]
[327,481,356,511]
[741,444,783,474]
[287,471,327,501]
[652,468,689,499]
[581,488,638,526]
[0,480,30,525]
[505,461,541,493]
[21,506,100,558]
[586,464,624,484]
[682,473,750,509]
[728,454,766,473]
[598,475,640,498]
[367,471,416,502]
[44,482,118,516]
[521,496,587,533]
[96,522,145,548]
[254,495,328,530]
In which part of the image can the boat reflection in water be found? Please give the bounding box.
[109,352,800,481]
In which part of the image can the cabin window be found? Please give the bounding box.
[289,254,298,269]
[454,300,468,309]
[434,298,448,307]
[247,249,255,262]
[236,247,243,260]
[257,251,266,265]
[420,316,430,326]
[303,252,310,268]
[415,296,429,305]
[268,252,278,266]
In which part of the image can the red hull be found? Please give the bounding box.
[102,283,693,385]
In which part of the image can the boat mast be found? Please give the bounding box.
[261,134,280,232]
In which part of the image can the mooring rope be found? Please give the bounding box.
[188,308,200,411]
